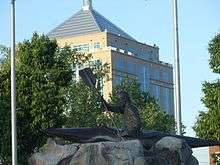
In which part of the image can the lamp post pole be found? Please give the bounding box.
[11,0,17,164]
[173,0,182,135]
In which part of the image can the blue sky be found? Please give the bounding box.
[1,0,219,163]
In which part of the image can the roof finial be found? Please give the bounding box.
[82,0,92,11]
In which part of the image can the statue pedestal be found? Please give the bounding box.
[29,137,198,165]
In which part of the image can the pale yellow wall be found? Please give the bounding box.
[91,50,113,100]
[56,32,108,48]
[55,32,113,100]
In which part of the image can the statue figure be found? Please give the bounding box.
[78,67,142,137]
[44,67,220,149]
[104,91,142,137]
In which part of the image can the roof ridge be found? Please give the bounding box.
[48,8,135,40]
[89,9,101,32]
[92,10,135,40]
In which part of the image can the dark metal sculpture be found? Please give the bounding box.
[79,68,142,137]
[105,91,142,137]
[43,68,220,149]
[45,127,220,148]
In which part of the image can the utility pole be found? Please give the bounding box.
[11,0,17,164]
[173,0,182,135]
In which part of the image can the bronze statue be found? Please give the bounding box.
[78,67,142,137]
[105,91,142,137]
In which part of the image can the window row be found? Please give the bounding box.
[71,42,101,52]
[114,58,172,83]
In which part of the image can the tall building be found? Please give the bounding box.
[48,0,174,115]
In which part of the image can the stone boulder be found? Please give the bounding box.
[152,137,199,165]
[29,137,199,165]
[28,138,80,165]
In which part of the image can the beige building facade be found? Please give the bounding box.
[48,0,174,115]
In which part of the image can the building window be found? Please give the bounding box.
[115,57,125,70]
[72,44,89,52]
[94,42,101,49]
[83,44,90,51]
[127,61,136,73]
[153,70,160,80]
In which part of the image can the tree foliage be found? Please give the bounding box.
[208,33,220,74]
[0,45,10,57]
[66,76,175,132]
[0,45,10,64]
[194,33,220,140]
[65,81,121,128]
[64,61,120,128]
[0,33,73,164]
[0,33,176,164]
[66,77,175,133]
[111,79,175,133]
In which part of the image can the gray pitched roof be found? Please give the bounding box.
[48,9,135,40]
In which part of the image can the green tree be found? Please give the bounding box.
[0,33,73,164]
[208,33,220,74]
[0,45,10,56]
[65,61,116,128]
[0,45,11,164]
[65,81,118,128]
[194,33,220,140]
[0,45,10,63]
[111,79,175,133]
[66,76,175,133]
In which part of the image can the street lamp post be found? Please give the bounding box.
[11,0,17,164]
[173,0,182,135]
